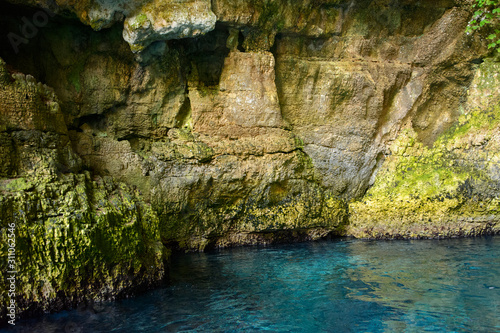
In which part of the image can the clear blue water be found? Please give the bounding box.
[3,236,500,332]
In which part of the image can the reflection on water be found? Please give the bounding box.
[344,238,500,332]
[3,237,499,332]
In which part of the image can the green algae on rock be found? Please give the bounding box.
[0,172,167,321]
[349,59,500,239]
[0,58,167,323]
[0,0,499,325]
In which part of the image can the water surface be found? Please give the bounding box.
[4,236,500,332]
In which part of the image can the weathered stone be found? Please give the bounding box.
[349,59,500,239]
[0,58,81,179]
[190,51,284,131]
[0,172,167,322]
[274,1,484,198]
[123,0,216,53]
[0,0,499,323]
[212,0,344,39]
[0,71,66,135]
[0,59,166,323]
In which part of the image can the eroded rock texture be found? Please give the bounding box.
[0,57,166,322]
[0,0,499,323]
[349,59,500,238]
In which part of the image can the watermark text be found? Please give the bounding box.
[7,8,55,54]
[6,222,17,326]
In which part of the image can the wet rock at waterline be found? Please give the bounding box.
[1,0,500,324]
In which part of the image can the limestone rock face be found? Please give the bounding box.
[124,0,216,53]
[0,8,349,251]
[274,1,482,198]
[0,59,78,178]
[0,59,167,322]
[192,51,284,130]
[0,0,499,323]
[349,59,500,239]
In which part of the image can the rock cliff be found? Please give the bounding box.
[0,0,499,323]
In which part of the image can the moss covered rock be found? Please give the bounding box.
[349,59,500,239]
[0,0,498,323]
[123,0,216,53]
[0,172,167,322]
[0,59,167,323]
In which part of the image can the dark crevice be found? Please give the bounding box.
[270,32,291,133]
[270,32,281,55]
[469,58,484,65]
[0,2,82,81]
[175,96,192,129]
[71,113,107,132]
[118,133,148,142]
[171,22,230,87]
[201,228,344,252]
[237,30,246,52]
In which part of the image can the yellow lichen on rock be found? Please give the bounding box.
[349,59,500,239]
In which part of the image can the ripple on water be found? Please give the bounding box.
[3,236,500,333]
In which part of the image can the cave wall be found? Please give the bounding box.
[0,0,499,322]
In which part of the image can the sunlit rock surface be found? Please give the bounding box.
[124,0,216,52]
[0,0,499,323]
[349,59,500,238]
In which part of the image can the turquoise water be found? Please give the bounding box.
[4,236,500,332]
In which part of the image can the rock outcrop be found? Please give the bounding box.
[0,0,499,324]
[0,58,166,322]
[349,59,500,238]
